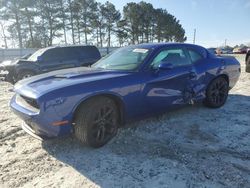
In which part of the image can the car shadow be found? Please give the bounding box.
[42,94,250,187]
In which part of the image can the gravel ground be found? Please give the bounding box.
[0,55,249,188]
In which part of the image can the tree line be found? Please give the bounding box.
[0,0,187,48]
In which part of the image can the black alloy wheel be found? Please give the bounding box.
[91,105,117,144]
[74,97,119,148]
[204,77,229,108]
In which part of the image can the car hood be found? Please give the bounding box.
[0,59,32,67]
[14,67,131,98]
[1,59,18,66]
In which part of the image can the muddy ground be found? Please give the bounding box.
[0,55,249,188]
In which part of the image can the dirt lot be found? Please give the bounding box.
[0,55,249,188]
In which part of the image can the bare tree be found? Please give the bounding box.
[0,21,8,48]
[101,1,120,47]
[59,0,68,44]
[0,0,186,47]
[1,0,24,48]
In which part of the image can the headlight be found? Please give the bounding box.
[16,94,40,113]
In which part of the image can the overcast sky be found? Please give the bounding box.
[99,0,250,47]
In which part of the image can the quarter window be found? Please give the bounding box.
[188,50,203,63]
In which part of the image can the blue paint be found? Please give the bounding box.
[10,43,241,138]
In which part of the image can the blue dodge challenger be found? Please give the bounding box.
[10,43,241,148]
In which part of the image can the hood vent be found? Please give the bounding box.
[54,73,81,79]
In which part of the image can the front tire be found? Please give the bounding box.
[73,97,119,148]
[204,77,229,108]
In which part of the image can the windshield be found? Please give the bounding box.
[28,48,47,61]
[92,47,150,71]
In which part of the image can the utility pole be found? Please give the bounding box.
[225,39,227,47]
[193,29,196,44]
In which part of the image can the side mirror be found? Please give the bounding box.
[158,62,173,70]
[37,56,43,63]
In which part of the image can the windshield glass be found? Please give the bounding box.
[92,47,150,71]
[28,48,47,61]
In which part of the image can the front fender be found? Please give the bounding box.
[70,91,126,123]
[40,86,126,126]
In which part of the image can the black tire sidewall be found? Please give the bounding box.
[205,77,229,108]
[74,97,119,148]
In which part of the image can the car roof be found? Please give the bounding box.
[131,43,206,51]
[42,45,97,51]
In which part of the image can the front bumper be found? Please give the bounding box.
[10,95,72,138]
[21,121,43,140]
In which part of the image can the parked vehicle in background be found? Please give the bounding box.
[221,49,233,54]
[215,48,222,55]
[0,45,101,83]
[207,48,232,55]
[246,49,250,72]
[10,43,241,148]
[207,48,217,55]
[233,47,240,54]
[233,47,248,54]
[0,53,31,81]
[0,53,31,66]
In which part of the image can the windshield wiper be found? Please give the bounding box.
[105,63,138,67]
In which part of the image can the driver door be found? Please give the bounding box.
[142,47,197,112]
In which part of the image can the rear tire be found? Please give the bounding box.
[204,77,229,108]
[73,97,119,148]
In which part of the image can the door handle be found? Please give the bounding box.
[220,66,226,70]
[189,71,197,79]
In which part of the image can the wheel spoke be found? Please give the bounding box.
[215,95,220,104]
[100,108,105,117]
[219,84,225,90]
[103,108,113,119]
[215,82,220,89]
[93,118,101,125]
[210,90,217,96]
[90,105,117,143]
[95,126,105,142]
[211,85,217,91]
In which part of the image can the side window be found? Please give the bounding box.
[188,49,203,63]
[63,48,78,59]
[78,47,100,59]
[151,48,191,68]
[43,48,63,62]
